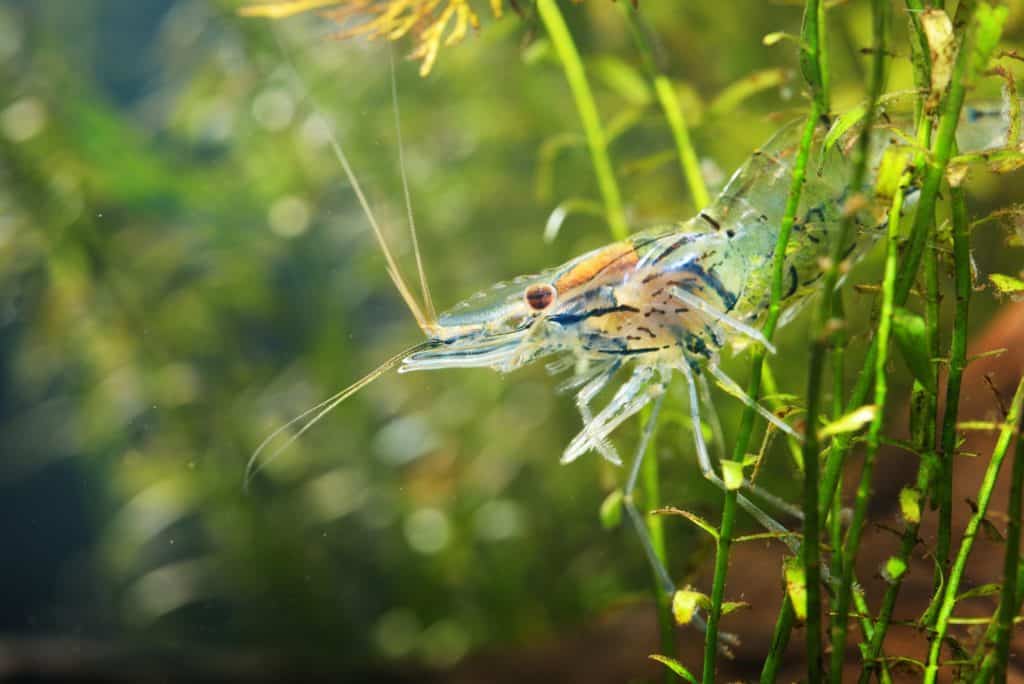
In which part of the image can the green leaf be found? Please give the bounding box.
[899,487,921,525]
[784,556,808,622]
[969,3,1009,76]
[882,556,907,584]
[893,307,937,393]
[955,583,1001,602]
[873,147,913,198]
[591,56,652,107]
[522,37,554,66]
[542,198,605,243]
[721,460,744,491]
[989,273,1024,299]
[599,489,623,530]
[672,587,711,625]
[648,655,699,684]
[824,103,866,151]
[762,31,797,47]
[655,506,719,541]
[721,601,751,615]
[980,517,1005,543]
[707,68,788,118]
[818,405,878,439]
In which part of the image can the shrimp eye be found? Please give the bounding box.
[525,283,556,311]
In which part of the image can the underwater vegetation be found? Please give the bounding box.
[2,0,1024,681]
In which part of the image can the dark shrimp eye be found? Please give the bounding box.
[525,283,556,311]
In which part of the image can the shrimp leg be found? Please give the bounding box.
[569,360,624,465]
[562,365,658,464]
[678,362,800,551]
[622,389,718,640]
[697,370,804,522]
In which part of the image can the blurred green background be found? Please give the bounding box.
[1,0,1022,680]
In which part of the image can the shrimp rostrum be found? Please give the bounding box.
[251,65,1020,632]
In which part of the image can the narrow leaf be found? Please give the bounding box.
[989,273,1024,300]
[721,460,744,491]
[592,56,652,107]
[708,68,788,118]
[655,506,719,541]
[818,405,878,439]
[892,307,937,393]
[599,489,623,530]
[721,601,751,615]
[955,583,1002,602]
[784,556,808,622]
[672,587,711,626]
[648,655,699,684]
[882,556,908,584]
[899,487,921,525]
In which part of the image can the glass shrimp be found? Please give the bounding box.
[249,37,1019,634]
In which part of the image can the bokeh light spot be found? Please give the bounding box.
[268,195,311,238]
[2,97,47,142]
[404,507,451,554]
[373,609,421,659]
[473,499,525,541]
[251,87,295,131]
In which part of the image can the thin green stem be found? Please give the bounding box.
[760,598,796,684]
[702,490,737,684]
[817,0,1004,530]
[621,5,709,209]
[826,0,889,676]
[924,377,1024,683]
[640,405,676,676]
[708,107,821,684]
[934,185,971,615]
[831,162,906,683]
[536,0,628,241]
[973,555,1024,682]
[983,401,1024,681]
[857,521,922,684]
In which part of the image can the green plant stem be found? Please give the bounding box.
[817,0,1000,532]
[830,162,905,683]
[621,5,709,210]
[828,291,845,647]
[934,184,971,611]
[825,0,888,676]
[702,489,737,684]
[857,520,921,684]
[982,402,1024,681]
[640,405,676,677]
[760,597,796,683]
[654,78,710,209]
[753,3,830,677]
[973,556,1024,682]
[705,106,821,684]
[536,0,628,241]
[924,378,1024,683]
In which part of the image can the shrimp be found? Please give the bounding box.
[249,28,1021,635]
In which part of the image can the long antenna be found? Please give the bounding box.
[389,44,437,324]
[271,27,436,334]
[245,341,434,489]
